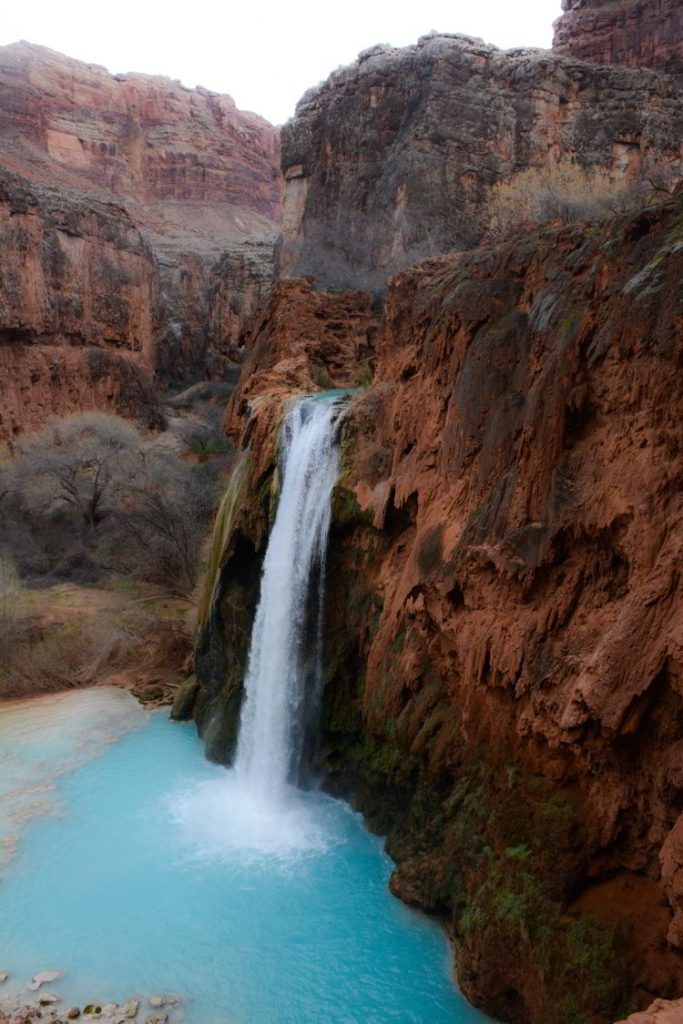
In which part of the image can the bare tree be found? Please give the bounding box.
[111,452,219,595]
[0,412,222,596]
[10,413,141,529]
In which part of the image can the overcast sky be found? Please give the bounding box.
[0,1,562,125]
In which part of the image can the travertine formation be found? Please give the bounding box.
[279,33,682,291]
[554,0,683,80]
[0,42,282,439]
[195,188,683,1023]
[190,9,683,1021]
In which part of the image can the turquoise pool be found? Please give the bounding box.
[0,688,490,1024]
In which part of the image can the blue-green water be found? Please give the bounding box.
[0,689,490,1024]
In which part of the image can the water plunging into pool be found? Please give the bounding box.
[0,395,492,1023]
[172,396,346,861]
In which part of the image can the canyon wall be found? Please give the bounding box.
[279,33,682,291]
[192,12,683,1022]
[0,168,163,439]
[0,42,283,439]
[553,0,683,80]
[192,188,683,1023]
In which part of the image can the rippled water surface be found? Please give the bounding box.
[0,688,490,1024]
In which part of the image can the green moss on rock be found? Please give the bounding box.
[170,675,200,721]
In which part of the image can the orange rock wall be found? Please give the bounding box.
[553,0,683,80]
[203,190,683,1023]
[0,42,283,439]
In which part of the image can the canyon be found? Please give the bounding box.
[189,5,683,1023]
[0,1,682,1022]
[0,41,281,441]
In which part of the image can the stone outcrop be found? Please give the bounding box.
[0,168,164,438]
[0,42,282,439]
[553,0,683,80]
[617,998,683,1024]
[195,188,683,1022]
[279,33,682,292]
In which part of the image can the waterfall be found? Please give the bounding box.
[234,395,344,799]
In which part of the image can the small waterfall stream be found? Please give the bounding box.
[234,395,343,798]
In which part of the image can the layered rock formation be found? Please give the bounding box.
[553,0,683,80]
[0,168,163,439]
[0,42,282,439]
[193,188,683,1022]
[279,33,682,291]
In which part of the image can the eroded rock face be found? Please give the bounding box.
[199,192,683,1023]
[0,168,164,438]
[553,0,683,80]
[0,42,283,438]
[617,997,683,1024]
[279,33,682,291]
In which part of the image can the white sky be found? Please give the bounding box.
[0,1,562,125]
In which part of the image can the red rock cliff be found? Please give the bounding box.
[553,0,683,80]
[195,188,683,1023]
[279,34,682,292]
[0,42,283,439]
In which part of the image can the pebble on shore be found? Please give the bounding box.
[0,981,184,1024]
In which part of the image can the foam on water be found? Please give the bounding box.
[168,772,333,864]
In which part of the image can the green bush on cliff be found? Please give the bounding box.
[312,365,333,389]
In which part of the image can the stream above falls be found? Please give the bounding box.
[0,687,491,1024]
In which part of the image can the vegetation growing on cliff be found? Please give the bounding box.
[488,160,678,236]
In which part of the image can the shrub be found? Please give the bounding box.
[0,554,26,663]
[108,452,221,594]
[0,412,222,595]
[312,365,333,390]
[487,160,677,236]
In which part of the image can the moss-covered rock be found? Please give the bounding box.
[170,675,200,721]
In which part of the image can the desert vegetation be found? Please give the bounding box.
[487,160,679,236]
[0,410,226,698]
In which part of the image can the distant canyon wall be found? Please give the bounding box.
[553,0,683,80]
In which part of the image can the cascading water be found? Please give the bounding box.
[171,394,347,858]
[234,395,342,797]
